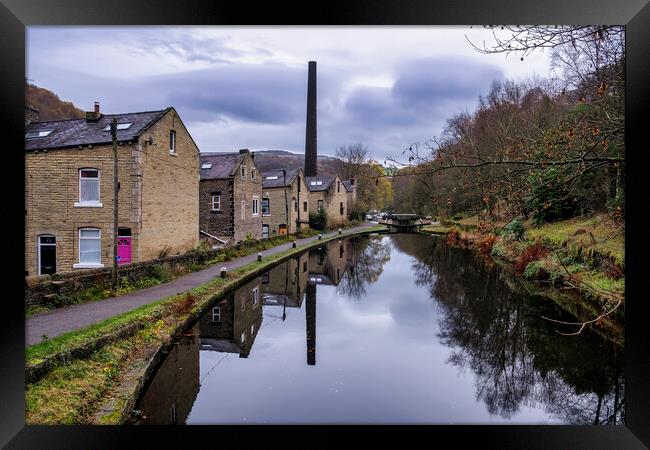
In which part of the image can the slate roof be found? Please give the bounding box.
[260,168,299,188]
[342,180,354,192]
[306,175,336,192]
[199,152,244,180]
[25,108,171,151]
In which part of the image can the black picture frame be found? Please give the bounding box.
[1,0,648,447]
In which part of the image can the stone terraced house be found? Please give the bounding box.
[24,104,200,276]
[199,150,263,245]
[260,168,310,238]
[306,174,349,228]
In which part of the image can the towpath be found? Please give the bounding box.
[26,223,375,346]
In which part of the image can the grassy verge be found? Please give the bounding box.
[25,224,386,424]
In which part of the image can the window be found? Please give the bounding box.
[252,197,259,216]
[75,228,102,268]
[251,168,256,180]
[340,244,344,258]
[340,202,344,215]
[241,297,246,311]
[211,195,221,211]
[241,331,246,344]
[303,201,307,212]
[241,200,245,219]
[337,181,341,192]
[262,224,269,239]
[212,307,221,323]
[265,175,279,180]
[169,130,176,154]
[294,200,297,212]
[318,200,324,212]
[201,163,212,169]
[252,287,259,305]
[241,165,246,180]
[25,130,53,139]
[251,324,255,335]
[76,169,102,207]
[310,180,323,186]
[102,122,132,131]
[262,198,270,215]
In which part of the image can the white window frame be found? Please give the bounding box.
[241,165,246,180]
[211,195,221,211]
[252,196,259,216]
[252,287,259,305]
[251,323,255,335]
[241,331,246,344]
[262,224,269,239]
[73,227,104,268]
[212,306,221,323]
[318,199,324,212]
[241,296,246,311]
[74,168,103,207]
[261,198,270,216]
[169,130,176,154]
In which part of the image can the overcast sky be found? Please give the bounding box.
[27,26,552,164]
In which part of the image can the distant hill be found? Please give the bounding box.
[25,82,84,121]
[251,150,344,179]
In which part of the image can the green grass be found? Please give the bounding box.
[525,214,624,266]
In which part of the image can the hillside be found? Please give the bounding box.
[249,150,344,179]
[25,82,84,121]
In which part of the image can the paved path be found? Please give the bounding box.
[26,224,376,346]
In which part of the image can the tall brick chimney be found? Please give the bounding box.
[25,105,39,125]
[304,61,317,177]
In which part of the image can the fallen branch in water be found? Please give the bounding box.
[541,297,622,336]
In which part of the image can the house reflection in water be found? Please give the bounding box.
[135,322,200,425]
[261,252,309,314]
[199,276,263,358]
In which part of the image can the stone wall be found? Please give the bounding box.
[308,175,349,229]
[262,171,309,237]
[139,109,199,260]
[199,178,234,242]
[25,248,218,308]
[233,153,263,243]
[25,143,142,276]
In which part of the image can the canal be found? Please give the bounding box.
[133,233,624,425]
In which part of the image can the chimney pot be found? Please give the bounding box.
[94,101,100,114]
[239,148,250,154]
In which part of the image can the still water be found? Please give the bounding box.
[134,234,624,425]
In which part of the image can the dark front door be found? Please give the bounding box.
[39,236,56,275]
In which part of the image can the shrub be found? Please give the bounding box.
[145,263,172,283]
[477,233,497,256]
[490,241,507,259]
[523,261,548,280]
[524,168,578,226]
[309,209,328,230]
[503,218,525,241]
[514,240,548,272]
[446,228,461,246]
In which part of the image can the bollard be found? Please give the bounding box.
[220,267,227,278]
[338,228,342,234]
[318,234,322,240]
[257,253,262,262]
[292,241,297,248]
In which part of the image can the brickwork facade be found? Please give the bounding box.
[25,108,199,276]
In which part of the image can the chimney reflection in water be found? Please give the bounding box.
[306,283,316,366]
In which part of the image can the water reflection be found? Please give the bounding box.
[391,234,625,424]
[134,234,623,425]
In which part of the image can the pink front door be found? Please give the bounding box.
[117,237,132,265]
